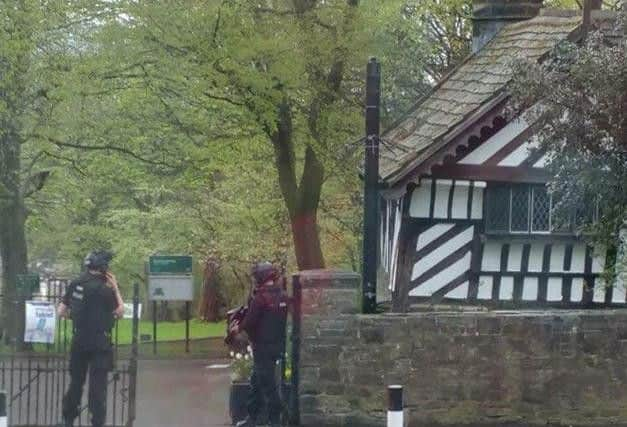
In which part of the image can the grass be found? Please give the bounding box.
[113,318,226,345]
[0,319,226,353]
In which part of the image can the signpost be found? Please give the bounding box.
[148,255,193,354]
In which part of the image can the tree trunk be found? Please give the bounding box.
[290,208,324,270]
[0,137,28,347]
[198,258,223,322]
[270,101,326,271]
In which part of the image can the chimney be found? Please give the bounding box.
[472,0,544,53]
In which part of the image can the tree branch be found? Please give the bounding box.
[36,134,176,168]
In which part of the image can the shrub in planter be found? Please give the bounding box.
[229,348,253,425]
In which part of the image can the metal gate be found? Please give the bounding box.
[0,279,139,427]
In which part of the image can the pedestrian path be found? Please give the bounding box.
[135,359,232,427]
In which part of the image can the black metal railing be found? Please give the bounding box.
[0,279,139,427]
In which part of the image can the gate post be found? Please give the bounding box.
[126,283,140,427]
[288,275,302,426]
[291,270,360,426]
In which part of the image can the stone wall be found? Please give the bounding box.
[297,270,627,427]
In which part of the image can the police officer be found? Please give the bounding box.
[231,262,288,427]
[58,250,124,427]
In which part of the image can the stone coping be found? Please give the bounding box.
[295,269,360,279]
[353,309,627,319]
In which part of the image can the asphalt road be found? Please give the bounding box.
[135,359,232,427]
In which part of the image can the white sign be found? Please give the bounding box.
[148,275,193,301]
[123,303,143,319]
[24,301,56,344]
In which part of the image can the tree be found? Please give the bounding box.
[0,2,62,344]
[510,8,626,253]
[0,0,175,342]
[22,0,477,309]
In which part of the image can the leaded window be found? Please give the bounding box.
[532,186,551,232]
[486,185,510,232]
[510,186,530,232]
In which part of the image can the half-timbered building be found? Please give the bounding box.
[377,0,623,310]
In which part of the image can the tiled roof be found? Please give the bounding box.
[380,13,584,185]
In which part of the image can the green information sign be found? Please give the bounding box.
[149,256,193,275]
[16,274,40,296]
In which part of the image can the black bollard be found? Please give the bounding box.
[387,385,403,427]
[1,390,7,427]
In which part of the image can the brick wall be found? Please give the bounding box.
[298,270,627,427]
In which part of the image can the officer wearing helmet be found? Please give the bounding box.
[58,250,124,427]
[231,262,288,427]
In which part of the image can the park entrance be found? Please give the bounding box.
[0,278,139,427]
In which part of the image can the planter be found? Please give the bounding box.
[229,381,251,425]
[229,381,292,425]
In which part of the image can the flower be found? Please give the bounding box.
[230,349,253,382]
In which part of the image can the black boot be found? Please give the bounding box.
[235,416,256,427]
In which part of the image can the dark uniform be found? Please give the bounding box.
[239,282,288,426]
[62,271,116,427]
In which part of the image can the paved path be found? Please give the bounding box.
[135,359,232,427]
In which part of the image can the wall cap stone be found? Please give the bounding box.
[354,309,627,320]
[296,269,360,289]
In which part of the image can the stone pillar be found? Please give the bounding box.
[299,270,361,316]
[295,270,361,427]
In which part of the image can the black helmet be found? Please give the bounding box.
[252,262,278,285]
[84,250,113,272]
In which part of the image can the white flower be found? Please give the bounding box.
[236,353,242,360]
[244,354,250,360]
[247,345,252,353]
[230,351,235,358]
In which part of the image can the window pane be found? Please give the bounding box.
[486,185,510,232]
[511,186,530,232]
[532,186,551,232]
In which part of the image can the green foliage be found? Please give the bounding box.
[7,0,474,308]
[510,9,627,250]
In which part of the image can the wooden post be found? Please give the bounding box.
[362,58,381,314]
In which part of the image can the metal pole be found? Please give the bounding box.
[387,385,403,427]
[362,57,381,314]
[185,302,190,354]
[127,283,140,427]
[152,301,157,355]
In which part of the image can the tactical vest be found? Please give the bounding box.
[69,273,116,351]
